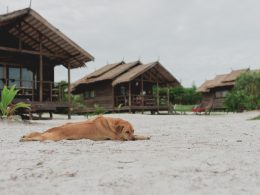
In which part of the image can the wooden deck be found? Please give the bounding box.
[18,101,69,119]
[77,94,170,114]
[77,105,170,114]
[30,101,69,112]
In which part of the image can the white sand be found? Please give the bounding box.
[0,112,259,195]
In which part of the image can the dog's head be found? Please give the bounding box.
[115,119,135,141]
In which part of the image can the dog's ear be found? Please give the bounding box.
[115,125,124,134]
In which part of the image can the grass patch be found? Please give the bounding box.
[251,115,260,120]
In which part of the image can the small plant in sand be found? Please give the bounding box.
[117,103,123,113]
[93,104,106,115]
[0,85,31,119]
[251,115,260,120]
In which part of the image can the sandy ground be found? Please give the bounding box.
[0,112,260,195]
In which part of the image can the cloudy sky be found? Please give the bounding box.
[1,0,260,87]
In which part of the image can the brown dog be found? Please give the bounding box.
[20,116,150,142]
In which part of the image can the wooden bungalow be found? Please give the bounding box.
[197,69,249,110]
[0,8,94,118]
[72,61,180,113]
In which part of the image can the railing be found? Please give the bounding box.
[0,79,64,102]
[115,95,168,107]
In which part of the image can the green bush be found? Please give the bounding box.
[225,71,260,111]
[56,81,86,114]
[225,90,249,112]
[154,85,202,105]
[93,104,106,115]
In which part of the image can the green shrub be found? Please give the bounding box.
[225,71,260,111]
[251,115,260,120]
[154,85,202,105]
[93,104,106,115]
[225,90,249,112]
[56,81,86,114]
[0,85,31,119]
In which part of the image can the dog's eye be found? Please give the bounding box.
[125,131,130,134]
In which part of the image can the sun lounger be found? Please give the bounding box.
[192,104,212,115]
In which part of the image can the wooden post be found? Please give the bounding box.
[4,64,7,86]
[112,86,114,112]
[167,87,170,114]
[50,82,53,102]
[67,64,71,119]
[68,64,71,119]
[128,82,131,113]
[39,37,43,120]
[32,79,34,101]
[156,81,159,113]
[39,35,43,102]
[141,75,144,114]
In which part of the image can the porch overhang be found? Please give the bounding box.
[0,8,94,68]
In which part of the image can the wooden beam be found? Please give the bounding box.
[15,24,58,57]
[0,46,67,58]
[128,82,131,113]
[167,87,170,114]
[149,69,160,82]
[157,81,159,113]
[39,36,43,102]
[68,64,71,119]
[141,75,144,114]
[22,20,85,66]
[112,86,115,112]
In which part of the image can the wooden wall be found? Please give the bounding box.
[201,86,234,110]
[84,81,113,111]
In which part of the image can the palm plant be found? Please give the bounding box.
[0,85,31,119]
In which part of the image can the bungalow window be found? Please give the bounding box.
[22,68,33,88]
[215,90,229,98]
[8,66,33,89]
[90,90,95,98]
[84,90,95,99]
[84,91,90,99]
[9,67,20,87]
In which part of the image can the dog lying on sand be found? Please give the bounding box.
[20,116,150,142]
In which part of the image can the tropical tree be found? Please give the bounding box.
[154,85,202,105]
[0,85,31,119]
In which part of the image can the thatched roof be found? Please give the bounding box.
[72,61,141,88]
[112,61,179,86]
[72,61,180,93]
[197,79,214,92]
[0,8,94,68]
[222,69,249,83]
[87,61,125,79]
[198,68,249,92]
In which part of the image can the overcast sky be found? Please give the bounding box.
[1,0,260,87]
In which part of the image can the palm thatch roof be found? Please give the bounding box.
[197,79,215,92]
[0,8,94,68]
[198,68,249,92]
[222,69,249,83]
[72,61,141,88]
[72,61,180,93]
[112,61,179,86]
